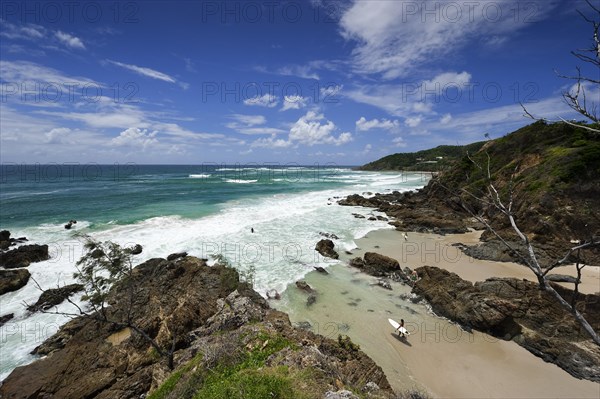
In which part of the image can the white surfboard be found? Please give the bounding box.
[388,318,409,336]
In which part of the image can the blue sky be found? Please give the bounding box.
[0,0,597,164]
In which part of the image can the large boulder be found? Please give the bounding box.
[413,266,600,382]
[0,244,49,268]
[27,284,84,312]
[0,268,31,295]
[315,239,339,259]
[362,252,400,276]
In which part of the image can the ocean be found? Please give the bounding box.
[0,164,430,380]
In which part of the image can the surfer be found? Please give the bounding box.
[402,232,408,241]
[251,227,254,233]
[397,319,405,337]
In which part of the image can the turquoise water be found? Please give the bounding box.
[0,164,430,380]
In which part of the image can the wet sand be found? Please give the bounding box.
[273,229,600,398]
[350,229,600,295]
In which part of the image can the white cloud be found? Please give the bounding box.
[106,59,180,85]
[440,114,453,124]
[45,127,72,144]
[339,1,558,79]
[356,117,399,132]
[251,136,292,148]
[392,137,407,147]
[227,114,266,127]
[0,20,46,41]
[405,116,422,128]
[243,93,279,108]
[363,143,372,154]
[277,65,320,80]
[344,71,472,117]
[110,127,158,148]
[0,60,101,88]
[55,31,86,50]
[289,111,353,146]
[281,95,309,111]
[225,114,286,135]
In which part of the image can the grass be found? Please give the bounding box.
[147,352,204,399]
[148,330,314,399]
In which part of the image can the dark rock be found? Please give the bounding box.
[296,280,313,292]
[352,213,365,219]
[349,257,364,268]
[315,239,339,259]
[0,230,10,242]
[376,216,388,221]
[0,244,49,268]
[0,268,31,295]
[0,241,9,250]
[130,244,143,255]
[0,313,14,327]
[368,217,377,221]
[414,266,600,382]
[27,284,84,312]
[306,293,317,307]
[362,252,400,276]
[314,266,329,274]
[166,252,187,261]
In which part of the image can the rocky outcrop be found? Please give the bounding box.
[0,268,31,295]
[0,244,49,268]
[316,239,339,259]
[0,231,29,251]
[0,256,396,399]
[27,284,84,312]
[166,251,186,261]
[363,252,400,276]
[0,313,14,327]
[413,266,600,382]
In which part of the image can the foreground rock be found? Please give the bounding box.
[1,256,395,399]
[0,313,14,327]
[0,230,28,251]
[0,244,49,268]
[316,239,339,259]
[27,284,84,312]
[413,266,600,382]
[0,268,31,295]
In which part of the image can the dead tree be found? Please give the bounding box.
[438,154,600,346]
[522,0,599,135]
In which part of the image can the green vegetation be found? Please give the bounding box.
[359,141,486,171]
[147,330,332,399]
[441,122,600,197]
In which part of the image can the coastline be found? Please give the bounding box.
[274,227,600,398]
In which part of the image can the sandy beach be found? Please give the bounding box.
[274,228,600,398]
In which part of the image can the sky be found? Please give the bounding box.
[0,0,598,165]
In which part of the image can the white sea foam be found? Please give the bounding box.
[223,179,258,184]
[0,171,428,381]
[189,174,210,178]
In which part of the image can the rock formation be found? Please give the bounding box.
[413,266,600,382]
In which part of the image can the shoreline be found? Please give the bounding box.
[274,227,600,398]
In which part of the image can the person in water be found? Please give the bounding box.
[251,227,254,233]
